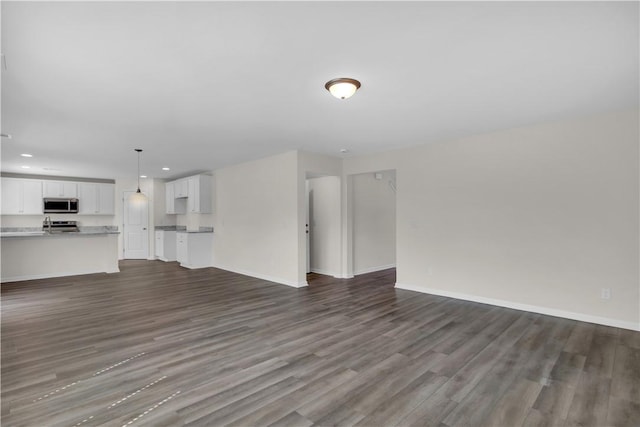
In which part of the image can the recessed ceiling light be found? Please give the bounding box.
[162,167,170,171]
[21,165,31,169]
[21,153,33,158]
[340,148,349,153]
[140,175,147,178]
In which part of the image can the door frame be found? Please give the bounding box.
[122,190,150,260]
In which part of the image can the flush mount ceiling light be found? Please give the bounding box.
[129,149,147,204]
[325,78,361,99]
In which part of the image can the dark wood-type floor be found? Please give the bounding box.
[2,261,639,427]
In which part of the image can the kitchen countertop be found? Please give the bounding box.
[1,226,119,238]
[154,225,185,231]
[156,225,214,233]
[176,227,214,233]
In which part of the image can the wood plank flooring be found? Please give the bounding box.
[2,260,639,427]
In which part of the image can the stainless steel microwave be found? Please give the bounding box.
[43,198,79,213]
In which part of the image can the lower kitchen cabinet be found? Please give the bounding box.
[176,232,213,269]
[155,230,176,262]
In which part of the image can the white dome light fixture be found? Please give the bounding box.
[325,78,361,100]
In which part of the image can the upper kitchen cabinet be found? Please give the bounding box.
[78,183,115,215]
[43,181,77,198]
[165,174,212,214]
[187,175,212,213]
[1,178,43,215]
[174,179,189,198]
[165,181,186,214]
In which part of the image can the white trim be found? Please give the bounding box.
[354,263,396,276]
[179,262,213,270]
[310,268,342,278]
[214,264,308,288]
[394,282,640,332]
[2,268,120,283]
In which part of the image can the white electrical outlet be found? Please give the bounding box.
[601,288,611,300]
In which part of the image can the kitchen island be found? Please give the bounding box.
[1,227,119,282]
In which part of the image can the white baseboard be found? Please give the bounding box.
[354,263,396,276]
[310,268,342,278]
[179,262,213,270]
[213,264,308,288]
[394,282,640,332]
[2,268,120,283]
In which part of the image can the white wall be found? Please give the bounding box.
[352,170,396,275]
[211,151,342,287]
[212,151,302,286]
[344,109,639,330]
[308,176,341,276]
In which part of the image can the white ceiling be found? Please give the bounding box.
[1,1,638,180]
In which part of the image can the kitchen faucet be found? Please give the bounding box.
[43,216,52,233]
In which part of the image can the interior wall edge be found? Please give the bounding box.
[213,263,308,288]
[309,268,342,278]
[353,263,396,276]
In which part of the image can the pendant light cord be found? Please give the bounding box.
[135,149,142,192]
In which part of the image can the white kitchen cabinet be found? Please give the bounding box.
[1,178,43,215]
[43,181,77,198]
[174,179,189,198]
[22,181,43,214]
[187,175,212,213]
[165,181,175,213]
[176,232,187,264]
[155,230,177,262]
[2,179,21,214]
[165,181,186,214]
[176,232,212,269]
[78,183,97,214]
[78,183,115,215]
[98,184,115,215]
[165,175,211,214]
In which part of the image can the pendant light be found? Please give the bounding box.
[325,78,361,99]
[129,148,147,203]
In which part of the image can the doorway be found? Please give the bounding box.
[306,175,341,278]
[123,191,149,259]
